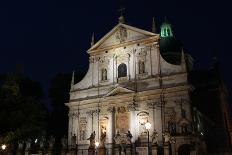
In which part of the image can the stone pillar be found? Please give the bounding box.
[163,144,169,155]
[107,106,115,155]
[171,143,176,155]
[152,145,158,155]
[68,113,74,146]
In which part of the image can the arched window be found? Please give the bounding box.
[118,63,127,78]
[101,68,107,81]
[138,60,145,74]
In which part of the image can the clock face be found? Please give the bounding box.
[115,26,128,43]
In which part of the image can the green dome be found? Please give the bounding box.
[159,21,182,65]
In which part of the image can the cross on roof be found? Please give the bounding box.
[118,7,125,16]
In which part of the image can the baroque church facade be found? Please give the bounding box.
[65,16,206,155]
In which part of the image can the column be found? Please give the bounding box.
[107,106,115,155]
[68,113,74,147]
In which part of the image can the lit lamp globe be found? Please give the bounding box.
[145,122,151,130]
[95,141,99,148]
[1,144,6,150]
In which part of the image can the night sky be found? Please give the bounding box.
[0,0,232,97]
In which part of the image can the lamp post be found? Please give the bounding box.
[145,122,151,155]
[95,141,99,155]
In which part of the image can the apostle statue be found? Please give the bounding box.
[18,140,24,150]
[61,135,68,149]
[48,136,55,149]
[151,130,159,145]
[163,130,171,144]
[126,130,132,144]
[114,131,121,144]
[39,136,45,149]
[87,131,96,148]
[100,129,106,148]
[25,139,32,150]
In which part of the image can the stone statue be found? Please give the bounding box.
[25,139,31,150]
[151,130,159,145]
[71,134,76,147]
[126,130,132,144]
[100,130,106,147]
[61,135,68,149]
[87,131,96,148]
[163,130,171,143]
[18,140,24,150]
[114,131,121,144]
[39,136,45,149]
[48,136,55,149]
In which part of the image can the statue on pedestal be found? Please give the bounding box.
[87,131,96,148]
[61,135,68,149]
[163,130,171,144]
[39,136,45,150]
[151,130,159,145]
[100,130,106,148]
[17,140,24,150]
[126,130,132,144]
[25,139,31,150]
[48,136,55,149]
[71,134,76,148]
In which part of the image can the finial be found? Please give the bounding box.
[91,32,95,47]
[181,48,187,72]
[71,71,75,90]
[152,17,156,33]
[118,7,125,23]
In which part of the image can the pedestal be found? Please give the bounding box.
[98,147,106,155]
[88,148,95,155]
[69,148,76,155]
[163,144,169,155]
[152,145,158,155]
[61,149,66,155]
[47,149,52,155]
[38,150,43,155]
[25,150,30,155]
[16,150,23,155]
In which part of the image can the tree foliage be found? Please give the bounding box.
[0,73,47,143]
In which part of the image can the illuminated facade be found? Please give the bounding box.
[65,17,206,154]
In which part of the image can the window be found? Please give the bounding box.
[101,68,107,81]
[138,60,145,74]
[118,63,127,78]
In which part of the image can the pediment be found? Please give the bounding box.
[88,23,158,52]
[105,85,134,97]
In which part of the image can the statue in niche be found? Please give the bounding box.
[101,68,107,81]
[87,131,96,148]
[138,60,145,74]
[151,130,159,145]
[80,127,86,140]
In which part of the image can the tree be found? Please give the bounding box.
[0,72,47,144]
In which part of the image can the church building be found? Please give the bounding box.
[65,15,206,155]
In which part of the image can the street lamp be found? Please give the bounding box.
[95,141,99,155]
[145,122,151,155]
[1,144,6,151]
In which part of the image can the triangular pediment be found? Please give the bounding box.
[105,85,134,97]
[88,23,158,52]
